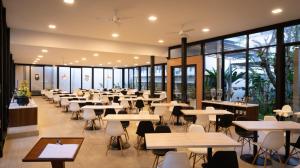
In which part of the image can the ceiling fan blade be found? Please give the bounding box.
[184,28,195,32]
[119,17,133,21]
[166,31,179,35]
[96,17,111,22]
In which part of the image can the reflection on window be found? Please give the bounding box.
[113,68,122,88]
[71,68,81,91]
[285,45,300,111]
[82,68,92,89]
[124,69,128,88]
[224,52,246,101]
[104,69,113,89]
[249,47,276,116]
[59,67,70,92]
[155,65,162,91]
[249,30,276,48]
[284,24,300,43]
[31,66,44,91]
[94,68,103,89]
[224,35,246,51]
[205,40,222,54]
[141,67,148,90]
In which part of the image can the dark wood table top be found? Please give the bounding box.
[23,137,84,162]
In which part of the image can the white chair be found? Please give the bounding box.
[82,108,98,130]
[264,115,277,121]
[206,107,216,132]
[83,92,91,100]
[92,93,100,101]
[120,100,130,110]
[273,105,293,118]
[106,121,126,155]
[153,106,168,124]
[187,125,207,168]
[196,114,210,132]
[159,92,167,100]
[53,94,60,107]
[77,90,84,96]
[160,151,191,168]
[112,102,121,113]
[60,98,70,111]
[69,102,81,119]
[101,95,110,104]
[252,131,285,167]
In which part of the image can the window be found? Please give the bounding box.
[129,69,134,88]
[224,35,246,51]
[249,47,276,116]
[187,44,201,56]
[155,65,162,91]
[44,66,56,89]
[82,68,92,89]
[224,52,246,101]
[170,48,181,58]
[59,67,70,92]
[30,66,44,91]
[148,66,151,89]
[204,54,221,99]
[93,68,103,89]
[284,24,300,43]
[113,68,122,88]
[15,65,30,88]
[134,68,139,89]
[141,67,148,90]
[187,66,196,108]
[205,40,222,54]
[104,69,113,89]
[124,69,128,88]
[71,68,81,91]
[249,30,276,48]
[172,67,182,100]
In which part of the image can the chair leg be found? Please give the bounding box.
[285,147,296,164]
[193,154,197,168]
[252,148,261,165]
[152,155,159,168]
[119,136,124,156]
[106,137,113,156]
[241,138,244,155]
[189,152,193,159]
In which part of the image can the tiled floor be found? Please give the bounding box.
[0,96,298,168]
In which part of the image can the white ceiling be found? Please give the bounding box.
[3,0,300,65]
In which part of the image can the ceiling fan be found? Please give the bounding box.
[169,24,195,37]
[96,9,132,26]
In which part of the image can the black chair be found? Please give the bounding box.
[85,102,94,106]
[103,88,107,91]
[118,110,130,140]
[135,99,145,113]
[170,106,184,125]
[203,151,239,168]
[183,106,197,130]
[121,90,127,95]
[113,96,120,103]
[235,116,255,155]
[218,114,234,137]
[136,121,154,154]
[286,136,300,163]
[94,108,104,125]
[152,125,176,168]
[104,108,116,116]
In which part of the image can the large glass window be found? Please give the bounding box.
[165,64,167,91]
[94,68,103,90]
[104,69,113,89]
[155,65,162,91]
[187,66,196,107]
[129,69,134,88]
[205,40,222,54]
[82,68,92,89]
[44,66,56,90]
[141,67,148,90]
[148,67,151,89]
[224,52,246,101]
[113,68,122,88]
[134,68,139,89]
[249,30,276,48]
[284,24,300,43]
[71,68,81,91]
[170,48,181,58]
[187,44,201,56]
[59,67,70,92]
[172,67,182,101]
[224,35,247,51]
[249,47,276,117]
[30,66,44,91]
[285,45,300,111]
[204,54,221,99]
[124,69,128,88]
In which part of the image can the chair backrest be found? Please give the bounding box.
[172,106,183,116]
[154,106,168,116]
[264,115,277,121]
[136,121,154,137]
[82,108,96,120]
[162,151,191,168]
[61,98,69,106]
[120,100,130,108]
[112,102,119,106]
[69,102,80,112]
[196,115,209,129]
[205,106,215,112]
[93,93,100,100]
[218,114,234,127]
[106,121,124,136]
[155,125,171,133]
[282,105,292,112]
[262,131,285,150]
[113,96,120,103]
[105,108,116,116]
[206,151,238,168]
[188,124,205,133]
[169,101,178,112]
[235,116,250,135]
[136,99,145,108]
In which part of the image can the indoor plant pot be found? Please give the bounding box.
[16,96,30,106]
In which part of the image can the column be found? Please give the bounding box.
[181,37,187,103]
[150,56,155,97]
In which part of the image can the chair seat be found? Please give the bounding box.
[187,147,207,154]
[237,132,255,139]
[209,115,216,122]
[152,149,176,156]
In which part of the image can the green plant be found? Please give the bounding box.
[17,80,31,97]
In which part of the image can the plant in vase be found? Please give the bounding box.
[16,80,31,106]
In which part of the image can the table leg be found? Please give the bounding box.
[215,115,219,132]
[286,130,291,159]
[207,148,212,162]
[51,161,65,168]
[174,115,182,125]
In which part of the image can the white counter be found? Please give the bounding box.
[9,99,38,109]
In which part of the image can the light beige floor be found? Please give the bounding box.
[0,96,297,168]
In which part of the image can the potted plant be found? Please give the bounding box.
[16,80,31,106]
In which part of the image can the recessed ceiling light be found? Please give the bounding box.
[48,24,56,29]
[81,58,86,61]
[124,65,128,67]
[41,49,48,53]
[99,64,103,66]
[134,63,138,66]
[38,55,43,58]
[117,60,121,63]
[36,58,40,61]
[75,60,79,63]
[134,56,139,60]
[69,62,73,65]
[272,8,283,14]
[33,63,36,64]
[158,39,164,43]
[64,0,74,4]
[107,62,111,65]
[148,15,157,22]
[112,33,119,38]
[93,53,99,57]
[64,63,67,66]
[146,61,150,64]
[33,61,38,63]
[202,28,210,32]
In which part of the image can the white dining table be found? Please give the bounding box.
[103,114,160,121]
[81,105,124,110]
